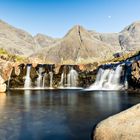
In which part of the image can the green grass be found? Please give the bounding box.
[0,48,9,55]
[0,48,27,62]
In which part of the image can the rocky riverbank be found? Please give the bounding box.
[0,51,140,91]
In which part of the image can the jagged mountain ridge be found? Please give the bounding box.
[0,19,140,63]
[32,25,114,63]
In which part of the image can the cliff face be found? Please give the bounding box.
[1,19,140,63]
[128,60,140,89]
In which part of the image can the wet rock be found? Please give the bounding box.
[129,60,140,89]
[93,104,140,140]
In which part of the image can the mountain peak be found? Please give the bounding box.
[35,33,53,40]
[122,20,140,32]
[64,25,89,38]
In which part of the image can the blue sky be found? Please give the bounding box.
[0,0,140,37]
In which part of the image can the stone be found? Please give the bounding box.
[93,104,140,140]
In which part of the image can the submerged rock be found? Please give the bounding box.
[93,104,140,140]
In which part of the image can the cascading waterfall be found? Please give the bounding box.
[67,67,78,87]
[59,66,79,88]
[48,65,54,88]
[7,69,13,89]
[87,65,124,90]
[42,73,47,88]
[49,71,53,88]
[67,73,71,87]
[24,65,31,89]
[60,72,64,87]
[98,69,110,88]
[37,67,43,88]
[124,71,128,89]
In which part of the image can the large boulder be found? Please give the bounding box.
[93,104,140,140]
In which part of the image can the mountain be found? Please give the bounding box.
[119,21,140,51]
[34,33,58,48]
[32,25,115,63]
[0,19,140,63]
[0,20,36,56]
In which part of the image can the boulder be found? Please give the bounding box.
[93,104,140,140]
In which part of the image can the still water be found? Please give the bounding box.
[0,90,140,140]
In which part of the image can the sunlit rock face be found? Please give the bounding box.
[119,21,140,52]
[93,104,140,140]
[0,75,6,92]
[128,60,140,89]
[131,62,140,80]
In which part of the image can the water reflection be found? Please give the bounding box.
[0,92,6,110]
[92,91,121,112]
[0,90,140,140]
[24,90,31,110]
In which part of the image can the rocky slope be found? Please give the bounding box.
[0,20,36,56]
[119,21,140,52]
[32,26,115,63]
[1,20,140,63]
[34,33,58,48]
[32,21,140,64]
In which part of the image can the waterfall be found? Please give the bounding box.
[60,72,64,87]
[112,65,123,85]
[124,73,128,89]
[59,66,79,88]
[49,71,53,88]
[24,65,31,89]
[7,69,13,89]
[67,67,78,87]
[98,69,110,88]
[42,73,47,88]
[67,73,71,87]
[87,65,124,90]
[37,67,43,88]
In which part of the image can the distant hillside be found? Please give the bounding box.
[0,20,36,56]
[0,19,140,63]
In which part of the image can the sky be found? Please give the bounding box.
[0,0,140,37]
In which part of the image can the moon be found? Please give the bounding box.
[108,16,112,19]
